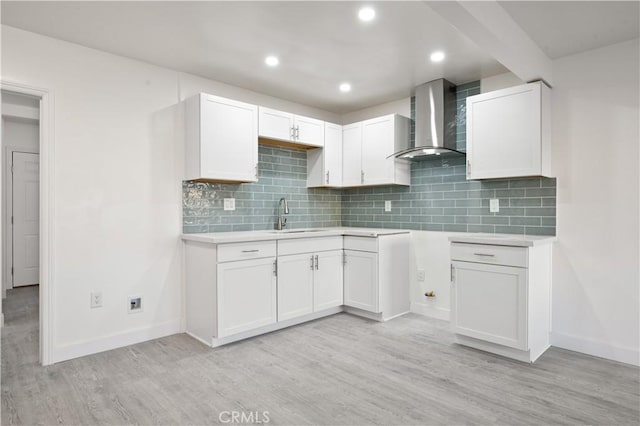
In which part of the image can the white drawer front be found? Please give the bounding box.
[218,241,277,263]
[344,236,378,253]
[451,243,527,268]
[277,236,343,256]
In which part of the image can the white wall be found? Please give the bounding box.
[550,39,639,365]
[341,97,411,124]
[480,72,523,93]
[0,25,338,362]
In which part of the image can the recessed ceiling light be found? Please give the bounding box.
[430,51,445,62]
[265,56,279,67]
[358,7,376,22]
[339,83,352,93]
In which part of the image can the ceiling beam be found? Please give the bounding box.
[427,1,553,86]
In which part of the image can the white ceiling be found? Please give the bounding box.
[500,1,640,59]
[0,1,507,113]
[1,2,638,114]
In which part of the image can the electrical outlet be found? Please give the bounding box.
[489,198,500,213]
[385,201,392,212]
[128,296,143,313]
[224,198,236,211]
[417,269,426,282]
[90,292,102,308]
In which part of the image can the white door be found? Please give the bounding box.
[277,253,314,321]
[362,115,394,185]
[12,152,39,287]
[343,250,379,313]
[313,250,344,311]
[217,257,277,337]
[324,122,343,186]
[294,114,324,147]
[258,107,294,142]
[451,261,528,350]
[466,83,542,179]
[342,122,362,187]
[200,95,258,182]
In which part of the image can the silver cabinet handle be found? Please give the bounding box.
[255,164,258,179]
[273,259,277,276]
[295,125,300,140]
[473,253,495,257]
[290,126,295,140]
[467,160,471,176]
[242,249,260,253]
[361,170,364,184]
[310,255,315,270]
[326,170,330,184]
[314,254,319,270]
[342,252,347,265]
[450,264,454,283]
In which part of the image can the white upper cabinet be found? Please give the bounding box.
[185,93,258,183]
[342,114,411,188]
[342,122,363,187]
[307,122,343,188]
[258,107,295,141]
[466,82,552,180]
[258,107,324,148]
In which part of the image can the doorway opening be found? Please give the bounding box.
[1,89,42,364]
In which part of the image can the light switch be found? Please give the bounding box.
[489,198,500,213]
[224,198,236,211]
[385,201,392,212]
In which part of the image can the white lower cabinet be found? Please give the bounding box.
[278,238,344,320]
[184,232,410,347]
[343,250,379,313]
[450,242,552,362]
[217,257,277,337]
[277,253,315,321]
[451,262,527,350]
[313,250,344,311]
[343,234,410,320]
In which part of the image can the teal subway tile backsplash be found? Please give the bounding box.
[183,145,341,233]
[183,80,556,236]
[340,156,556,235]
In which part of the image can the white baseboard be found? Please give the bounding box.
[550,331,640,366]
[53,319,181,363]
[410,302,450,321]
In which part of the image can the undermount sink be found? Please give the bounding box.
[268,229,326,234]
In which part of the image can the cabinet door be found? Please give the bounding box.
[451,261,527,350]
[217,257,277,338]
[200,95,258,182]
[295,115,324,147]
[277,254,314,321]
[342,122,363,187]
[343,250,379,313]
[466,83,541,179]
[259,107,294,142]
[324,122,343,186]
[314,250,344,311]
[362,115,395,185]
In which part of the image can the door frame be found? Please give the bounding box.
[1,80,55,366]
[4,148,39,293]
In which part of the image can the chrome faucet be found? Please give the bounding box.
[276,197,290,230]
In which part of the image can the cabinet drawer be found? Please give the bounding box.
[217,241,276,263]
[278,236,343,256]
[344,236,377,253]
[451,243,527,268]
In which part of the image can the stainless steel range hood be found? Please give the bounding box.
[391,78,464,160]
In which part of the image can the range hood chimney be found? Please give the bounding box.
[391,78,464,160]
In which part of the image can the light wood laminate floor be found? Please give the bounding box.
[2,286,639,425]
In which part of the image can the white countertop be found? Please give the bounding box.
[448,233,556,247]
[182,227,411,244]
